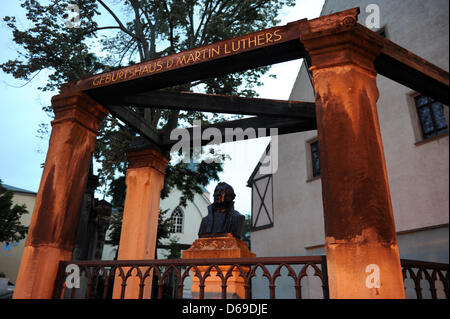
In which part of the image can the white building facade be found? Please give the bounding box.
[157,188,211,259]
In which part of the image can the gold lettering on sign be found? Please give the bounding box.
[257,33,265,46]
[201,48,208,59]
[91,29,284,87]
[232,40,240,52]
[224,43,231,54]
[176,55,188,66]
[187,53,195,63]
[273,29,282,42]
[195,51,201,61]
[248,36,257,47]
[142,64,149,75]
[211,46,220,57]
[93,76,101,86]
[134,66,141,77]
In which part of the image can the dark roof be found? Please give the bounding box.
[2,184,37,195]
[247,142,271,187]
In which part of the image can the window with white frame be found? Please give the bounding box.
[170,207,184,233]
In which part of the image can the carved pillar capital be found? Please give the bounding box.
[301,11,384,75]
[126,147,169,174]
[51,91,109,134]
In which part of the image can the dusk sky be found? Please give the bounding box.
[0,0,325,215]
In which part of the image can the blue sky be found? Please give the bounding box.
[0,0,325,215]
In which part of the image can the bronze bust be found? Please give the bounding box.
[198,182,245,239]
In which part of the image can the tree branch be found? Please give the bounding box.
[188,5,195,47]
[162,0,176,53]
[151,109,162,127]
[75,26,122,42]
[199,0,233,45]
[130,0,150,60]
[97,0,140,41]
[117,38,137,66]
[194,0,212,41]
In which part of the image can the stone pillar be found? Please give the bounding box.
[13,92,108,299]
[301,17,405,298]
[112,142,168,299]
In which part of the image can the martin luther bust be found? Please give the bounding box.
[198,182,245,239]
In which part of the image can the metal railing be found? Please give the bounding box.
[53,256,329,299]
[52,256,449,299]
[401,259,449,299]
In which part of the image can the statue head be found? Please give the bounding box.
[213,182,235,209]
[198,181,244,238]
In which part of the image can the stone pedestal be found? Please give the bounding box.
[182,234,255,299]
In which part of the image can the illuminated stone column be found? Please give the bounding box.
[13,92,108,299]
[112,142,168,299]
[301,18,405,298]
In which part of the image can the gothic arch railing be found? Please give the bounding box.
[53,257,448,299]
[401,259,449,299]
[53,256,329,299]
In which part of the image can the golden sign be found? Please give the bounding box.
[91,29,283,87]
